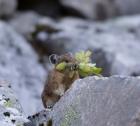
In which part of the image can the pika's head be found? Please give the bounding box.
[49,53,77,66]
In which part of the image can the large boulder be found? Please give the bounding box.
[0,81,29,125]
[60,0,140,20]
[0,21,46,115]
[28,76,140,126]
[51,76,140,126]
[0,0,17,18]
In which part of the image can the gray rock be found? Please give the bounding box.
[9,12,57,58]
[28,76,140,126]
[9,11,42,38]
[0,21,46,115]
[27,109,52,126]
[51,76,140,126]
[60,0,140,20]
[0,0,17,18]
[0,81,29,125]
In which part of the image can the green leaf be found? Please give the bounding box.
[78,70,89,77]
[91,67,102,75]
[75,51,92,63]
[79,63,102,77]
[85,50,92,57]
[56,62,67,71]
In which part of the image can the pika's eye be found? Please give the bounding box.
[65,60,69,63]
[49,54,58,64]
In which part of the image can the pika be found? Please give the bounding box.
[41,53,79,108]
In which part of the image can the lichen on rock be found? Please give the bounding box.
[0,82,29,126]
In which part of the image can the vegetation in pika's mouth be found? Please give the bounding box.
[56,51,102,77]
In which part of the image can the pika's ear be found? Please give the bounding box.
[49,54,59,64]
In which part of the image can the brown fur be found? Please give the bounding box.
[41,54,79,108]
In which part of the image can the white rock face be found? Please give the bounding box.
[0,82,29,126]
[0,21,46,115]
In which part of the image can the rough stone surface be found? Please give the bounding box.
[27,109,51,126]
[0,21,46,115]
[0,0,17,18]
[61,0,140,20]
[50,76,140,126]
[30,15,140,76]
[0,81,29,126]
[27,76,140,126]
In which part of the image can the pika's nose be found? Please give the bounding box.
[71,64,79,71]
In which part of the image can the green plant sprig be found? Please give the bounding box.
[55,51,102,77]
